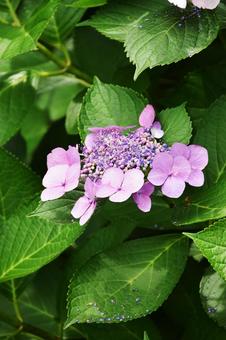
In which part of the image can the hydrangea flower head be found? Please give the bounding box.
[40,103,208,226]
[41,146,80,201]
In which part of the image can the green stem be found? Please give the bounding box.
[37,42,92,88]
[11,280,23,323]
[5,0,20,26]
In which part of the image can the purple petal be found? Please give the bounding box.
[64,164,80,192]
[96,184,117,198]
[188,145,208,170]
[133,193,152,212]
[41,187,65,201]
[71,196,90,219]
[67,146,80,165]
[47,146,79,168]
[152,152,173,174]
[84,177,96,199]
[171,156,191,181]
[101,167,124,189]
[79,202,96,226]
[139,104,155,129]
[162,176,186,198]
[42,165,68,188]
[170,143,190,158]
[122,169,144,193]
[151,121,164,139]
[187,169,204,187]
[47,148,69,168]
[139,182,155,196]
[84,133,96,150]
[109,190,131,202]
[191,0,220,9]
[148,169,168,186]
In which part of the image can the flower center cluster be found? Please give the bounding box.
[81,128,169,180]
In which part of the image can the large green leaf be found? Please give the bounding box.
[185,219,226,281]
[66,234,188,326]
[173,174,226,225]
[84,0,219,78]
[0,0,59,60]
[0,148,39,222]
[200,269,226,328]
[0,80,35,146]
[159,103,192,145]
[193,95,226,184]
[78,77,147,138]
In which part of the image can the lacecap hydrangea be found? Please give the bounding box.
[41,105,208,226]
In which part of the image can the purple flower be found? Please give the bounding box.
[139,104,164,139]
[41,146,80,201]
[148,152,191,198]
[96,167,144,202]
[71,178,97,226]
[84,125,134,151]
[171,143,208,187]
[133,182,154,212]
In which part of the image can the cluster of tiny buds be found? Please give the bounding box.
[80,127,169,181]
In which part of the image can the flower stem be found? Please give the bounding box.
[5,0,20,26]
[11,280,23,323]
[37,42,92,88]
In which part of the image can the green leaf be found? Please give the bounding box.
[0,24,35,60]
[85,0,219,78]
[69,219,135,272]
[79,77,147,139]
[0,199,83,282]
[193,95,226,184]
[0,79,35,146]
[0,148,40,222]
[159,103,192,145]
[144,331,150,340]
[164,260,226,339]
[185,219,226,281]
[21,107,49,159]
[0,0,59,60]
[173,174,226,225]
[200,269,226,328]
[76,318,160,340]
[0,150,84,282]
[37,75,84,121]
[67,0,107,8]
[29,191,82,224]
[42,3,85,44]
[0,51,57,74]
[99,197,174,230]
[66,234,188,326]
[65,100,82,135]
[20,0,60,42]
